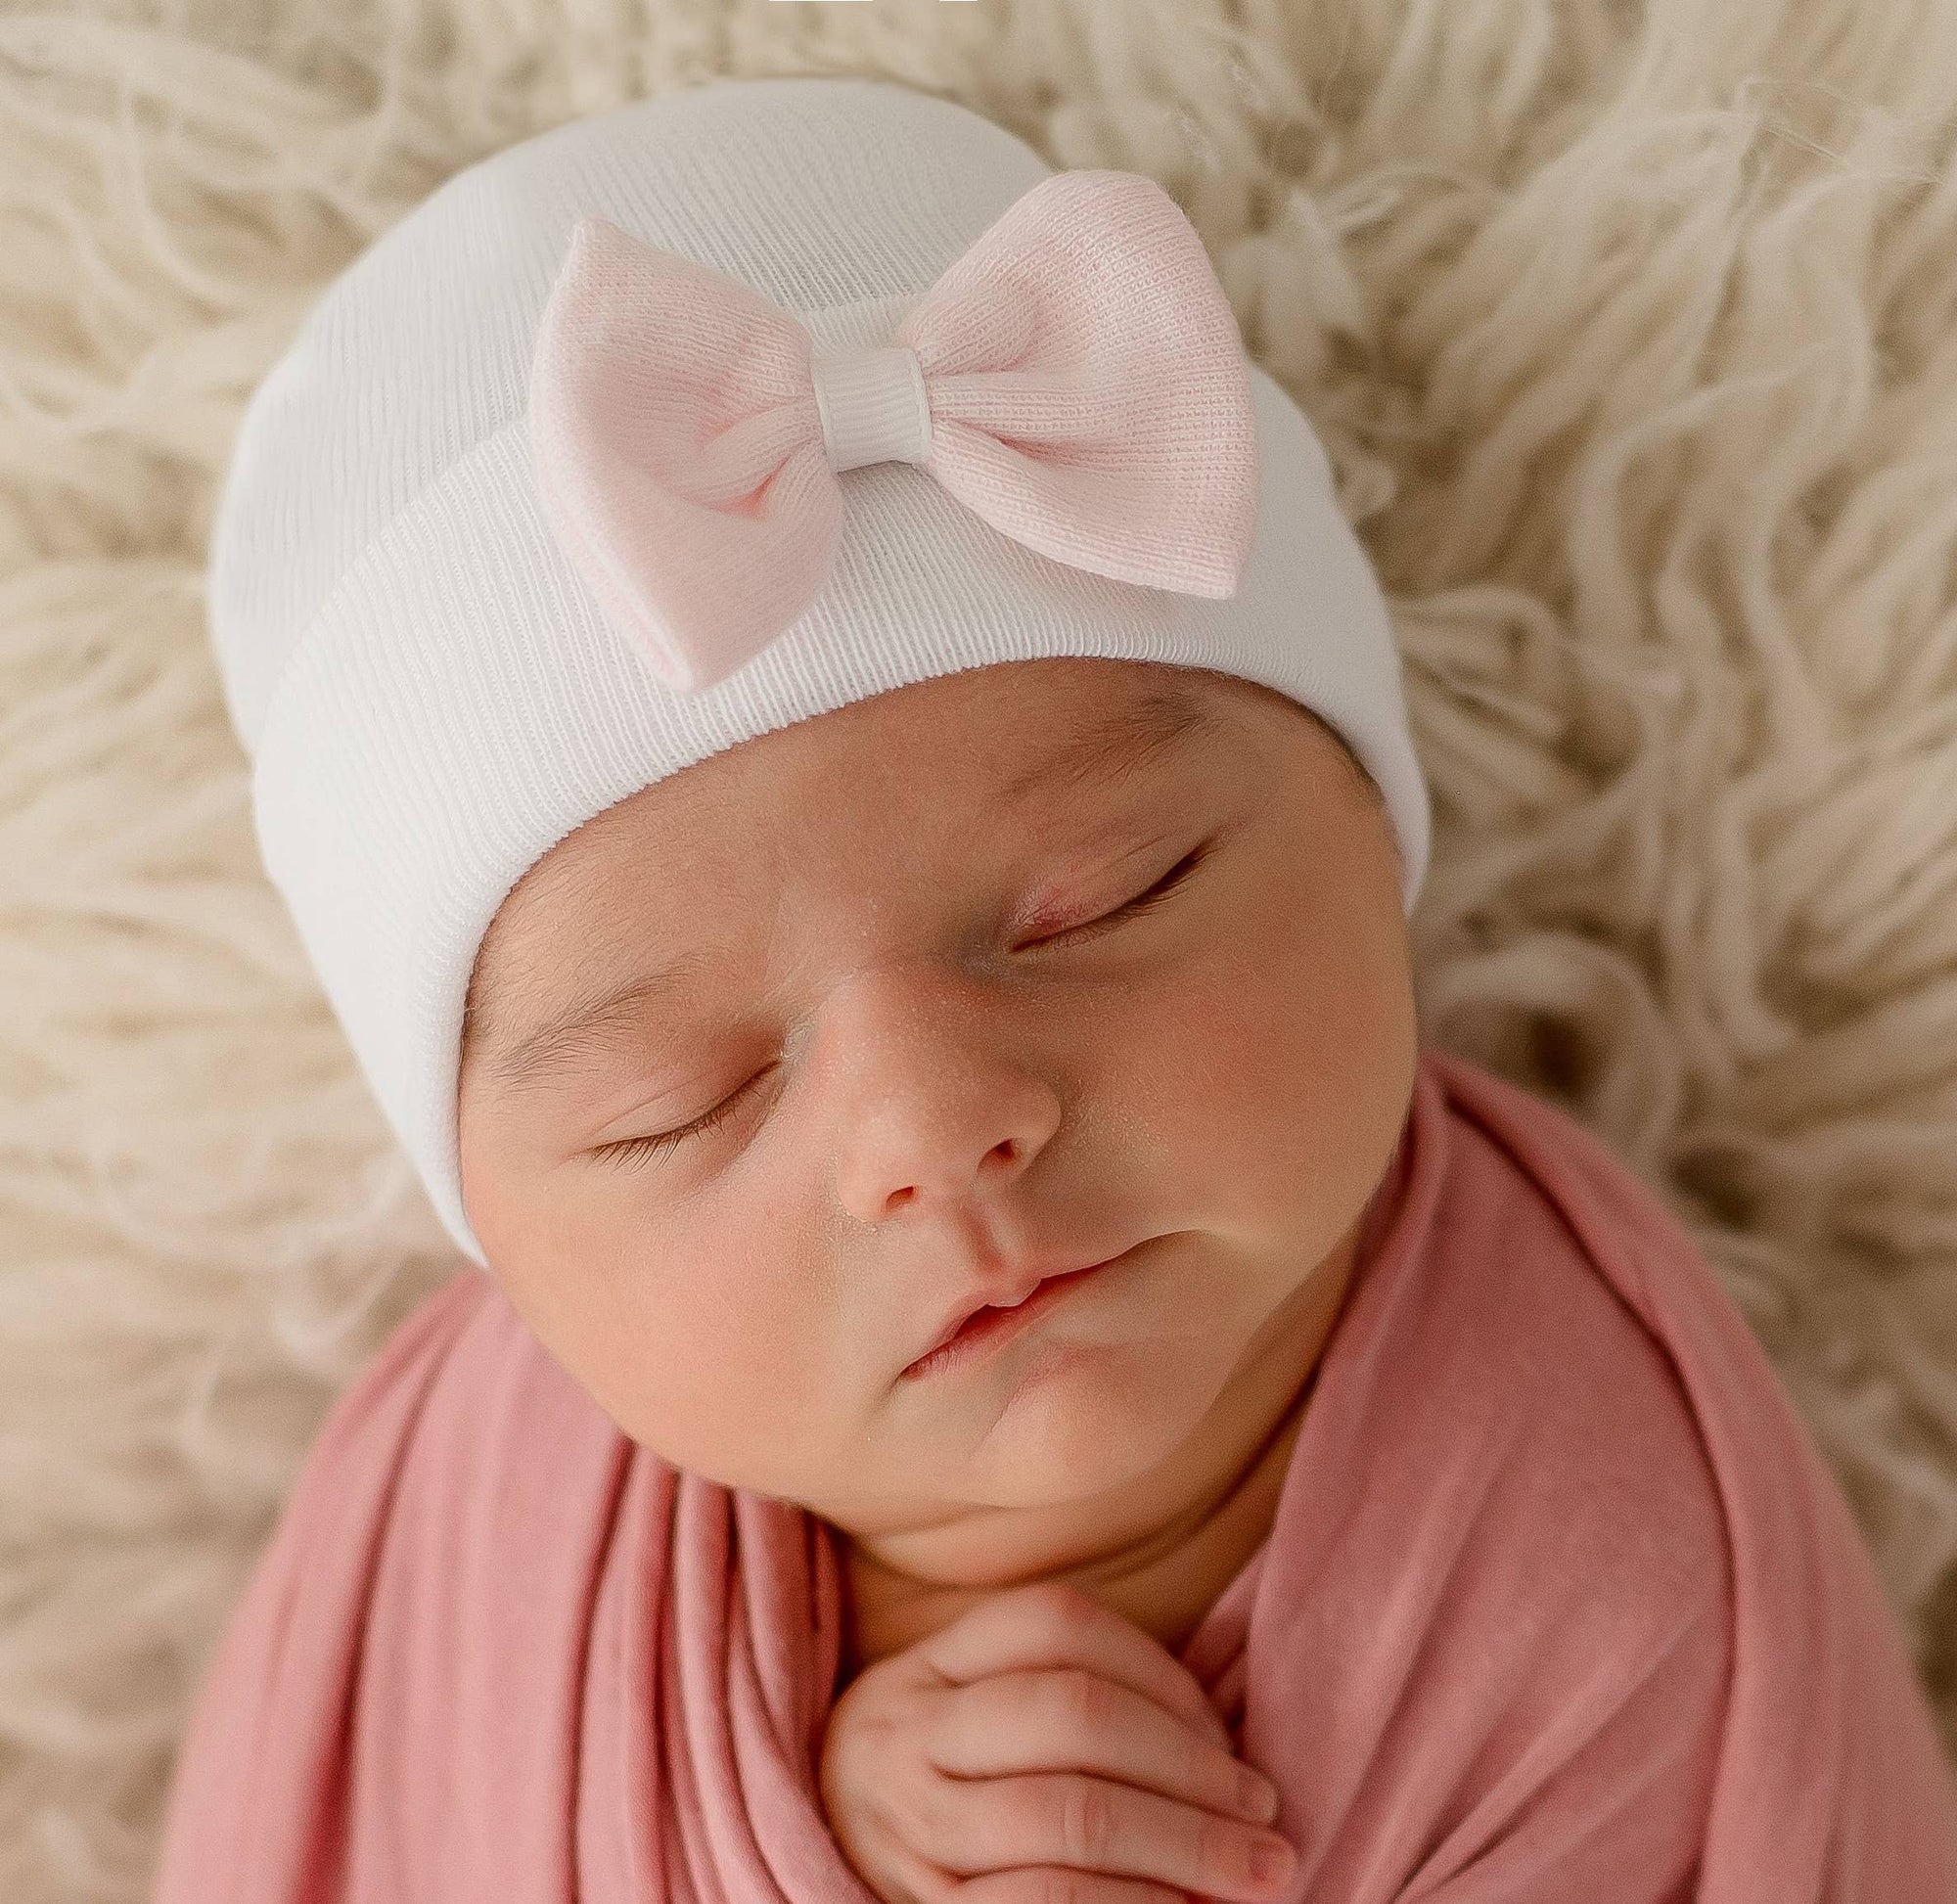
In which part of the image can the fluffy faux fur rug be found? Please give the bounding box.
[4,1,1956,1895]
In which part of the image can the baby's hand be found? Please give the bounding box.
[817,1579,1298,1904]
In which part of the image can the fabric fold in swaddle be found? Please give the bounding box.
[148,1046,1957,1901]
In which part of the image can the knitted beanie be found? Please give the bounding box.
[205,73,1432,1270]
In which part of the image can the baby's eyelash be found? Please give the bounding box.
[1033,837,1213,947]
[595,839,1214,1171]
[598,1070,767,1170]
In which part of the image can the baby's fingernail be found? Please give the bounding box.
[1251,1835,1297,1884]
[1238,1768,1279,1821]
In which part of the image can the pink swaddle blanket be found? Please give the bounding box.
[148,1046,1957,1900]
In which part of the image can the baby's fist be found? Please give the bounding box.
[818,1579,1297,1904]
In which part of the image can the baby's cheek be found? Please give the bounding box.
[1118,950,1399,1248]
[605,1234,837,1493]
[1118,970,1302,1160]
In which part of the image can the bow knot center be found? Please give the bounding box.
[809,344,933,474]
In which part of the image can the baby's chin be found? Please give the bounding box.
[941,1321,1244,1510]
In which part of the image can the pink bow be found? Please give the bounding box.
[524,168,1259,694]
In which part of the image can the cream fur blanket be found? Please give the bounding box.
[3,2,1955,1897]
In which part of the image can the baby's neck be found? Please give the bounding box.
[836,1214,1369,1682]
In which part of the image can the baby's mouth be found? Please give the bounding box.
[899,1253,1125,1383]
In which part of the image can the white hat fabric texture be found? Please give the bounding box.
[205,74,1434,1271]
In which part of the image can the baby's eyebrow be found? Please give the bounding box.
[474,950,717,1099]
[994,682,1226,810]
[476,683,1225,1097]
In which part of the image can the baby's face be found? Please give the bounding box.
[457,657,1417,1528]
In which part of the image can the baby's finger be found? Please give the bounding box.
[951,1869,1189,1903]
[922,1770,1297,1903]
[925,1667,1278,1825]
[915,1582,1231,1750]
[847,1812,1188,1904]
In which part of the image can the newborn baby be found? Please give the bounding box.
[455,656,1410,1900]
[150,70,1957,1904]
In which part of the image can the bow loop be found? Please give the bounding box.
[527,171,1258,694]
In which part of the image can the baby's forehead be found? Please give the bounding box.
[473,666,1258,980]
[577,662,1252,847]
[495,664,1363,948]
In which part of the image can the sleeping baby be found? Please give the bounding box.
[150,73,1957,1904]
